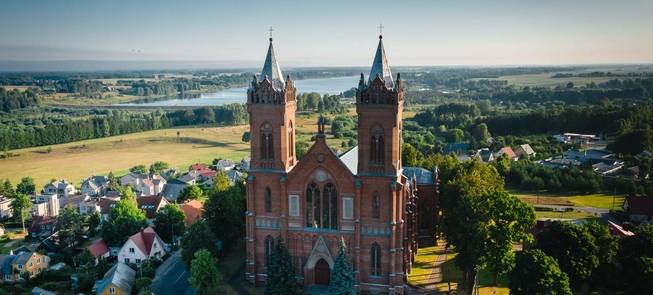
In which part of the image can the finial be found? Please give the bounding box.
[268,26,274,42]
[378,23,384,39]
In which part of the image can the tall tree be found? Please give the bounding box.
[189,248,222,295]
[101,198,147,245]
[204,174,244,251]
[10,193,32,232]
[620,224,653,294]
[181,219,218,266]
[535,221,599,287]
[583,220,618,286]
[401,143,424,167]
[57,207,84,248]
[265,237,301,295]
[2,179,15,198]
[328,238,355,295]
[508,249,572,295]
[149,161,169,174]
[178,185,204,203]
[130,165,147,174]
[154,204,186,243]
[16,177,36,195]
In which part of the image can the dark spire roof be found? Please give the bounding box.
[260,38,285,88]
[368,35,393,88]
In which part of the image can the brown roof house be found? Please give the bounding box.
[495,146,518,161]
[88,239,111,265]
[117,227,166,265]
[137,195,169,222]
[623,195,653,223]
[180,200,203,226]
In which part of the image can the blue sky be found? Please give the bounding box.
[1,0,652,67]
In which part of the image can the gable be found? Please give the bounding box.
[286,139,355,192]
[120,239,146,257]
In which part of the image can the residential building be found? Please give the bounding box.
[592,162,624,176]
[117,227,166,265]
[515,144,536,159]
[61,194,89,211]
[495,146,518,161]
[136,195,169,221]
[0,196,12,219]
[226,169,244,185]
[81,176,110,197]
[538,157,582,169]
[474,148,495,162]
[99,197,120,221]
[180,200,203,226]
[92,263,136,295]
[119,173,167,196]
[240,157,251,171]
[623,195,653,223]
[161,179,189,202]
[88,239,110,265]
[43,180,76,198]
[80,198,102,215]
[563,148,614,164]
[33,194,59,217]
[0,251,50,282]
[215,159,236,171]
[28,215,57,238]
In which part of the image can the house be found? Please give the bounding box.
[0,251,50,282]
[214,159,236,171]
[515,144,536,159]
[99,197,120,221]
[180,200,203,226]
[495,146,518,161]
[61,194,89,210]
[161,179,189,202]
[623,195,653,223]
[240,157,251,171]
[189,163,211,171]
[443,142,470,155]
[538,157,582,169]
[80,198,102,215]
[28,215,57,238]
[226,169,244,185]
[88,239,110,265]
[177,173,198,185]
[81,176,110,197]
[33,193,59,217]
[43,180,76,198]
[117,227,166,265]
[474,148,495,162]
[563,148,614,164]
[120,173,166,196]
[554,133,599,146]
[0,196,12,219]
[592,161,624,176]
[136,195,169,221]
[92,262,136,295]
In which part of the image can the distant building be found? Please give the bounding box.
[81,176,110,197]
[474,148,495,162]
[117,227,166,265]
[99,197,120,221]
[443,142,470,155]
[554,133,599,146]
[564,148,614,165]
[28,215,57,239]
[515,144,536,159]
[80,198,102,215]
[43,180,76,198]
[592,162,624,176]
[215,159,236,171]
[33,194,59,217]
[495,146,518,161]
[119,173,166,196]
[92,263,136,295]
[538,157,582,169]
[137,195,169,221]
[623,196,653,223]
[161,179,189,202]
[240,157,251,171]
[0,197,12,219]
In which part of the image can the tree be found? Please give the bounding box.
[508,249,572,295]
[583,220,618,286]
[620,224,653,293]
[10,193,32,232]
[101,198,147,245]
[2,179,15,198]
[328,238,355,295]
[178,185,204,203]
[16,177,35,195]
[535,221,599,287]
[242,131,251,142]
[88,211,101,234]
[130,165,147,174]
[204,173,244,250]
[149,161,169,174]
[189,248,222,295]
[265,237,301,295]
[181,219,218,266]
[401,143,423,167]
[472,123,491,143]
[57,207,84,248]
[154,204,186,243]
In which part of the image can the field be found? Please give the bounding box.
[0,125,250,188]
[495,73,616,87]
[512,191,624,210]
[41,92,142,106]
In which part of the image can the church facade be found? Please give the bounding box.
[245,34,438,294]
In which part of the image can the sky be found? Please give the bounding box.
[0,0,652,70]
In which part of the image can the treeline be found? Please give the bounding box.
[123,80,201,97]
[0,88,40,112]
[296,93,346,113]
[500,160,602,193]
[0,104,247,150]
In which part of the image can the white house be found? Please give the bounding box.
[32,194,59,217]
[120,173,166,196]
[81,176,110,197]
[117,227,166,265]
[43,180,76,198]
[214,159,236,171]
[79,198,101,215]
[0,197,12,219]
[515,144,536,159]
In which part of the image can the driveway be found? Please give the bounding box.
[151,251,196,295]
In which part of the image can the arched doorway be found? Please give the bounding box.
[314,258,331,285]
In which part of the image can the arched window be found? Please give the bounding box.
[372,192,380,219]
[370,126,384,165]
[306,183,320,227]
[371,243,381,276]
[265,236,275,267]
[324,183,338,230]
[260,123,274,161]
[264,187,272,213]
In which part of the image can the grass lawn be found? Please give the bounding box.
[41,92,142,106]
[511,190,625,210]
[535,210,598,220]
[407,245,440,287]
[0,125,250,188]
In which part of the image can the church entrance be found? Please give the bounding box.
[314,258,331,285]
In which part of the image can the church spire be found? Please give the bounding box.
[368,32,393,88]
[260,31,285,87]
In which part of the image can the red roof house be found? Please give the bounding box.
[117,227,166,265]
[624,195,653,223]
[88,239,110,264]
[181,200,203,226]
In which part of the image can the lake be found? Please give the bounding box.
[118,75,359,107]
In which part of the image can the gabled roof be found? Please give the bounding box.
[260,38,285,88]
[137,196,168,219]
[99,197,119,215]
[93,263,136,295]
[181,200,203,226]
[518,144,535,155]
[88,239,110,258]
[497,146,517,159]
[339,146,359,175]
[29,215,57,233]
[368,36,393,88]
[126,227,160,256]
[0,254,15,275]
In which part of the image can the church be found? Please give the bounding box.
[245,33,439,294]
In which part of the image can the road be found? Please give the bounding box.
[151,251,196,295]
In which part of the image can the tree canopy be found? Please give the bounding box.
[181,219,218,266]
[154,204,186,243]
[508,249,572,295]
[265,237,301,295]
[328,238,355,295]
[101,198,147,245]
[189,248,222,295]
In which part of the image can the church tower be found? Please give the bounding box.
[247,37,297,171]
[356,34,404,176]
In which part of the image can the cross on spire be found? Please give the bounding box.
[268,26,274,41]
[378,23,384,38]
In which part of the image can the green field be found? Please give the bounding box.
[511,191,624,210]
[495,73,616,87]
[0,125,250,188]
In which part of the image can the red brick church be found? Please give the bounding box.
[245,34,439,294]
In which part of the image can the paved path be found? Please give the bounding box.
[406,242,451,294]
[151,251,196,295]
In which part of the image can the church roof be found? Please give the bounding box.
[260,38,285,88]
[403,167,435,185]
[368,35,393,88]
